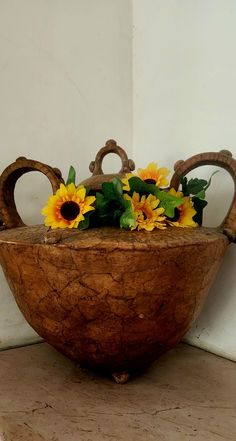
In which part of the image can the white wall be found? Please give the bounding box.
[133,0,236,360]
[0,0,132,349]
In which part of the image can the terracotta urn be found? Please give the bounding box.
[0,141,235,383]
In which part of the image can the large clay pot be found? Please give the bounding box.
[0,141,235,383]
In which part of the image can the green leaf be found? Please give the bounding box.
[101,179,126,212]
[187,178,207,195]
[102,178,124,202]
[112,177,123,196]
[95,192,110,217]
[120,202,136,229]
[94,189,124,226]
[113,208,123,223]
[78,215,90,230]
[156,190,183,218]
[85,186,91,196]
[180,176,189,196]
[192,197,208,226]
[128,177,158,195]
[66,166,76,185]
[101,182,115,199]
[194,189,206,199]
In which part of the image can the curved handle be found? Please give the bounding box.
[170,149,236,242]
[89,139,135,176]
[0,156,64,229]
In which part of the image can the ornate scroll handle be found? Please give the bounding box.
[89,139,135,176]
[0,157,63,229]
[170,150,236,242]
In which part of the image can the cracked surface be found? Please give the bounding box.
[0,225,229,373]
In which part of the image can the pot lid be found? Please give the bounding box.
[0,224,228,251]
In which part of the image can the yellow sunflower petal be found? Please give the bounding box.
[85,195,96,206]
[82,204,95,215]
[157,167,170,177]
[156,167,170,187]
[56,183,69,198]
[67,182,77,194]
[76,186,86,201]
[155,207,165,216]
[168,195,197,228]
[121,173,136,191]
[147,162,158,172]
[133,191,140,204]
[168,187,183,198]
[146,194,159,209]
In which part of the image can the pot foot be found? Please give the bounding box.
[112,371,130,384]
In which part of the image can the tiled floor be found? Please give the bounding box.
[0,342,235,441]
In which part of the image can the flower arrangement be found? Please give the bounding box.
[42,162,217,231]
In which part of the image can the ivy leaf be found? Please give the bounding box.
[156,190,183,218]
[120,201,136,230]
[101,182,116,199]
[180,171,218,197]
[187,178,207,195]
[95,183,126,226]
[95,192,110,218]
[192,197,208,226]
[66,166,76,185]
[102,178,125,206]
[128,177,157,195]
[112,177,123,196]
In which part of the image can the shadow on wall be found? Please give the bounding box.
[0,267,41,350]
[184,243,236,361]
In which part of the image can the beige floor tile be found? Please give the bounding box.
[0,342,235,440]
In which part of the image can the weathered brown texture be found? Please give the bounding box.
[80,139,135,190]
[0,225,229,375]
[0,145,235,381]
[0,157,63,229]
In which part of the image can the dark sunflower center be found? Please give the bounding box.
[60,201,80,221]
[144,178,156,185]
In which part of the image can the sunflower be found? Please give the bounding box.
[42,183,96,229]
[122,163,170,192]
[137,162,170,187]
[124,192,166,231]
[167,188,197,228]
